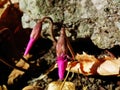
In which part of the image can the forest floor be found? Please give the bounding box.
[0,1,120,90]
[1,31,120,90]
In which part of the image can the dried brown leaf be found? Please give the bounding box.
[0,2,22,32]
[75,52,100,75]
[0,0,8,8]
[7,54,31,84]
[67,52,120,76]
[0,85,7,90]
[47,81,75,90]
[97,58,120,75]
[22,85,42,90]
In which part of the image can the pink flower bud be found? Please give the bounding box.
[56,28,68,80]
[24,21,42,56]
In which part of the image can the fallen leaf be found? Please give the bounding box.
[0,2,22,33]
[0,85,7,90]
[0,0,8,8]
[75,52,100,75]
[47,81,75,90]
[22,85,42,90]
[7,54,31,84]
[67,51,120,76]
[97,58,120,75]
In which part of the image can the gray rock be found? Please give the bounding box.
[19,0,120,49]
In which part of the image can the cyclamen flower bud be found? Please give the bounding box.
[56,28,68,80]
[24,21,42,56]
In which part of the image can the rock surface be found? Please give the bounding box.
[19,0,120,49]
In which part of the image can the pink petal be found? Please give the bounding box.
[24,37,35,56]
[57,56,68,80]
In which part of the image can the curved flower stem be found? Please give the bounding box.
[66,36,75,60]
[0,58,27,72]
[63,28,75,60]
[40,16,57,44]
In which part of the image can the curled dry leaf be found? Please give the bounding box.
[8,54,31,84]
[67,51,120,76]
[75,52,100,75]
[47,81,75,90]
[67,52,100,75]
[97,58,120,75]
[22,85,42,90]
[0,85,7,90]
